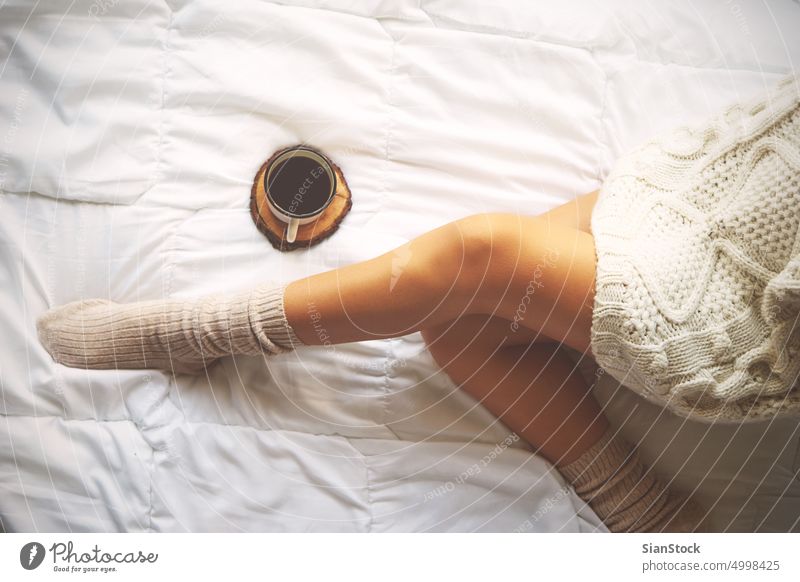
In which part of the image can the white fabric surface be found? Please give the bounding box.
[1,0,798,532]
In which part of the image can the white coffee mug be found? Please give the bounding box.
[264,147,337,243]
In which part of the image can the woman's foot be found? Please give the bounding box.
[36,283,302,372]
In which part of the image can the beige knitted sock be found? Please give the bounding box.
[560,428,707,532]
[36,283,303,372]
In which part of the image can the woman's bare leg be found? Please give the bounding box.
[411,195,702,531]
[38,193,599,369]
[282,190,607,465]
[284,202,598,356]
[417,191,607,466]
[283,189,607,465]
[421,314,607,466]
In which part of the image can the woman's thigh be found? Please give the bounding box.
[541,190,598,236]
[466,196,599,355]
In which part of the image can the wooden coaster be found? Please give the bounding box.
[249,146,353,252]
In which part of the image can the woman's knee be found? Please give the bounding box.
[452,213,553,320]
[401,212,542,326]
[446,213,525,295]
[399,213,508,310]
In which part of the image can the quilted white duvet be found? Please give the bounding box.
[1,0,799,532]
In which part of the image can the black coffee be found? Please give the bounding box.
[266,154,333,217]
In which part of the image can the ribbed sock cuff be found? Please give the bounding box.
[249,282,305,352]
[559,427,703,532]
[193,291,262,358]
[559,428,636,492]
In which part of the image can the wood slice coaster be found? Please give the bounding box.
[249,147,352,252]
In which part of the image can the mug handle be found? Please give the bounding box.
[286,218,300,243]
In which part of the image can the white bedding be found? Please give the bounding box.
[1,0,798,532]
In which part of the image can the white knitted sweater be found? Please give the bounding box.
[590,75,800,422]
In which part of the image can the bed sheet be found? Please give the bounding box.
[1,0,798,532]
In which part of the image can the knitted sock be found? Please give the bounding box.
[560,428,706,532]
[36,283,303,372]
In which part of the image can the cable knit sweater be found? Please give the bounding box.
[590,75,800,422]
